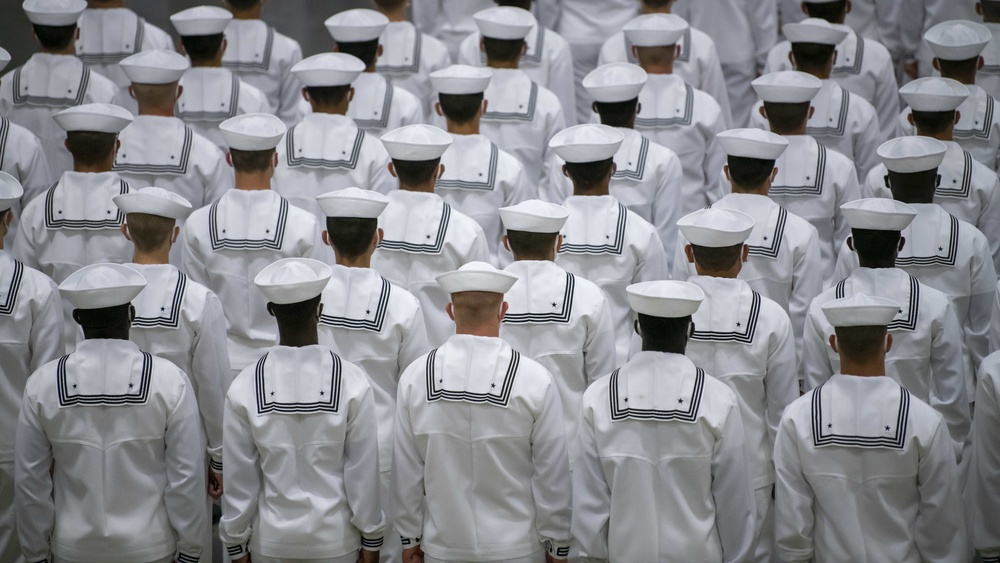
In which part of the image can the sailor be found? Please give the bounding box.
[0,0,118,179]
[430,64,531,263]
[802,198,970,461]
[393,262,572,563]
[181,113,324,379]
[0,173,63,563]
[221,0,304,126]
[597,1,733,127]
[12,103,134,351]
[901,0,979,80]
[868,78,1000,271]
[751,70,862,280]
[749,19,882,180]
[474,6,566,188]
[834,137,997,399]
[899,21,1000,172]
[572,280,757,561]
[221,258,385,563]
[764,0,900,141]
[971,342,1000,562]
[370,124,491,348]
[676,207,799,562]
[458,0,577,126]
[774,294,969,563]
[622,14,727,217]
[777,0,905,70]
[674,129,823,354]
[323,9,425,137]
[315,187,429,563]
[169,5,272,150]
[977,0,1000,99]
[273,52,395,221]
[15,263,207,563]
[411,0,494,60]
[498,199,617,459]
[114,187,232,555]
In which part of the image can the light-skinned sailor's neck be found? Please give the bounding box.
[446,118,480,136]
[915,128,954,142]
[335,254,372,269]
[311,102,349,116]
[234,172,272,191]
[190,55,224,69]
[136,102,176,118]
[377,6,408,22]
[730,183,770,197]
[455,323,501,338]
[939,69,978,86]
[486,58,520,70]
[132,248,171,266]
[398,181,436,193]
[228,6,263,20]
[40,44,75,56]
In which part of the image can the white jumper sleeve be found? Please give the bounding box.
[29,279,64,371]
[181,225,209,288]
[397,308,430,376]
[765,313,799,445]
[635,229,669,284]
[571,400,611,561]
[969,236,999,370]
[583,299,617,385]
[191,292,232,470]
[530,381,573,557]
[747,0,778,68]
[16,133,53,205]
[203,147,235,206]
[773,413,816,563]
[539,103,568,192]
[929,301,972,460]
[391,371,426,546]
[832,167,863,254]
[914,420,968,562]
[990,282,1000,354]
[13,391,55,563]
[790,229,824,351]
[801,309,835,391]
[163,378,209,562]
[978,176,1000,272]
[276,44,304,127]
[220,394,260,560]
[712,398,758,563]
[343,386,386,549]
[871,54,902,140]
[972,362,1000,561]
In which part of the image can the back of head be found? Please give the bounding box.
[910,109,957,136]
[450,290,504,327]
[727,155,775,190]
[689,243,743,272]
[66,131,118,167]
[564,158,615,192]
[482,36,524,64]
[886,169,938,203]
[505,229,559,260]
[125,213,175,253]
[849,228,901,264]
[496,0,532,10]
[229,148,275,173]
[392,158,441,185]
[32,23,77,50]
[791,42,836,74]
[305,85,352,109]
[74,303,133,338]
[804,0,848,23]
[833,325,888,363]
[982,0,1000,22]
[761,101,810,134]
[636,313,691,352]
[226,0,261,9]
[337,39,379,67]
[594,98,640,128]
[936,56,981,79]
[642,0,674,10]
[632,45,676,69]
[129,82,180,107]
[438,92,485,124]
[269,294,322,328]
[325,216,378,260]
[181,33,225,64]
[371,0,407,10]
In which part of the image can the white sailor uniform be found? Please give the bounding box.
[555,194,669,363]
[0,251,63,563]
[221,344,385,562]
[436,133,530,263]
[777,0,905,64]
[273,113,395,221]
[480,68,566,188]
[774,374,968,563]
[222,18,304,126]
[378,21,452,119]
[0,54,119,178]
[970,351,1000,562]
[175,67,273,150]
[180,189,323,374]
[979,23,1000,100]
[0,118,52,248]
[899,85,1000,172]
[370,190,491,348]
[900,0,979,79]
[331,72,425,138]
[392,335,573,562]
[411,0,494,60]
[15,339,207,563]
[572,351,758,562]
[801,268,970,459]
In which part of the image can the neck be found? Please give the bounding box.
[42,44,76,56]
[839,358,885,377]
[235,170,272,191]
[731,183,769,196]
[399,180,436,193]
[229,5,263,19]
[445,117,480,135]
[364,63,377,73]
[512,253,555,263]
[892,192,934,205]
[132,247,170,265]
[455,324,500,338]
[377,5,408,21]
[640,342,685,354]
[89,0,126,7]
[640,61,674,75]
[73,161,113,174]
[190,55,223,68]
[940,69,978,85]
[311,102,349,116]
[136,102,176,118]
[277,330,318,347]
[487,58,519,70]
[799,65,831,80]
[916,127,954,142]
[335,253,372,268]
[695,266,739,279]
[572,181,611,197]
[82,330,130,341]
[641,4,672,14]
[770,122,808,136]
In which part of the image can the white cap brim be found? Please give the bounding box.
[822,294,901,327]
[53,103,133,133]
[381,124,452,161]
[473,6,535,40]
[292,53,365,87]
[114,187,192,220]
[899,77,970,112]
[23,0,86,26]
[718,128,788,160]
[0,171,24,211]
[219,113,286,151]
[627,280,704,318]
[926,20,991,61]
[437,261,518,294]
[677,208,755,247]
[622,13,688,47]
[549,124,624,163]
[169,6,233,36]
[430,65,493,95]
[324,9,388,43]
[499,200,569,233]
[877,137,948,173]
[120,50,189,84]
[316,187,389,218]
[59,263,146,310]
[784,18,849,45]
[254,258,333,305]
[752,70,822,103]
[840,198,917,231]
[584,63,647,103]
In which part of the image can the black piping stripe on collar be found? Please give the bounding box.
[895,214,959,267]
[747,207,787,259]
[806,90,850,137]
[690,290,761,343]
[320,276,392,332]
[426,347,521,406]
[57,351,153,406]
[478,25,545,66]
[769,144,827,196]
[77,17,144,64]
[285,126,366,170]
[954,95,994,141]
[0,259,24,316]
[209,197,289,250]
[483,82,539,123]
[222,26,275,72]
[634,83,694,128]
[378,203,451,254]
[354,82,395,130]
[12,66,90,108]
[0,118,9,169]
[559,203,628,256]
[625,27,692,64]
[613,136,648,181]
[114,127,194,176]
[44,180,128,230]
[982,64,1000,75]
[175,75,241,122]
[503,273,575,324]
[378,30,423,74]
[609,367,705,421]
[935,151,973,199]
[132,273,187,329]
[831,35,864,77]
[836,275,920,331]
[436,142,499,190]
[811,383,909,449]
[255,350,343,414]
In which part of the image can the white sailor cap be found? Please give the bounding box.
[59,264,146,310]
[119,50,189,85]
[53,103,133,133]
[316,187,389,219]
[627,280,704,318]
[677,208,755,247]
[22,0,86,26]
[840,198,917,231]
[292,53,365,87]
[752,70,822,103]
[169,6,232,36]
[718,128,789,160]
[436,261,519,295]
[925,20,991,61]
[473,6,535,41]
[254,258,333,305]
[430,65,493,95]
[877,137,947,173]
[114,187,193,220]
[0,48,10,74]
[821,294,901,328]
[783,17,849,46]
[583,62,647,103]
[549,124,624,163]
[499,199,569,233]
[219,113,286,151]
[0,172,24,212]
[899,77,969,112]
[325,9,388,43]
[622,13,689,47]
[381,124,452,161]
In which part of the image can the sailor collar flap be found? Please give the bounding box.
[610,352,706,423]
[349,74,395,130]
[77,10,144,65]
[812,376,910,450]
[175,71,241,122]
[831,32,863,77]
[255,348,343,414]
[12,57,91,108]
[806,83,850,137]
[503,267,576,325]
[0,256,24,317]
[624,26,692,64]
[613,132,649,181]
[44,175,129,231]
[131,266,187,330]
[209,191,289,251]
[57,344,153,407]
[559,198,628,256]
[954,89,994,141]
[935,146,974,199]
[0,119,9,170]
[635,75,694,128]
[115,120,194,176]
[722,196,786,259]
[377,22,423,74]
[437,137,499,191]
[378,194,451,255]
[896,208,959,267]
[285,119,366,170]
[222,21,275,72]
[320,268,392,332]
[837,269,920,332]
[690,278,762,344]
[426,337,521,407]
[771,140,827,197]
[483,72,539,122]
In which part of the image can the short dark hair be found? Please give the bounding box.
[181,34,225,64]
[833,325,888,363]
[125,213,176,253]
[32,24,77,50]
[982,0,1000,21]
[392,158,440,185]
[804,0,848,22]
[761,101,811,133]
[564,158,615,191]
[937,57,981,77]
[690,243,742,272]
[372,0,407,9]
[791,42,837,70]
[74,303,131,330]
[642,0,675,8]
[506,229,559,259]
[325,217,378,259]
[594,99,639,128]
[887,169,938,202]
[270,295,322,324]
[226,0,261,9]
[910,110,957,136]
[337,40,379,66]
[229,148,275,173]
[850,228,901,263]
[497,0,532,9]
[66,131,117,167]
[636,313,691,351]
[438,92,484,124]
[727,156,775,189]
[305,85,352,107]
[633,45,677,67]
[482,37,524,63]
